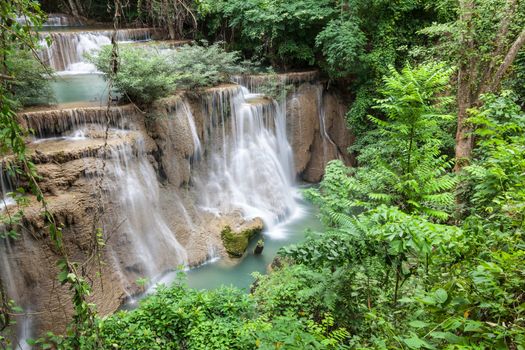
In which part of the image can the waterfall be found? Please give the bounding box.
[0,239,33,350]
[39,29,154,72]
[16,13,83,27]
[44,14,83,27]
[102,140,188,285]
[195,86,299,236]
[0,166,15,211]
[20,105,135,138]
[315,85,340,164]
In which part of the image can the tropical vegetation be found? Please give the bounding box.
[1,0,525,349]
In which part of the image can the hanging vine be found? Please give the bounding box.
[0,0,123,348]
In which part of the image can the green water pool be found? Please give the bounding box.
[185,195,322,291]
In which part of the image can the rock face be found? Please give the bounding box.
[1,73,353,338]
[286,83,354,182]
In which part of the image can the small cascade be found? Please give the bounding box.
[315,85,340,164]
[20,105,137,138]
[44,14,83,27]
[39,28,155,72]
[232,71,319,93]
[0,239,34,350]
[102,140,188,286]
[164,99,202,159]
[195,85,298,235]
[16,13,82,27]
[0,165,15,211]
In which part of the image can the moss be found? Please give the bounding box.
[221,225,262,258]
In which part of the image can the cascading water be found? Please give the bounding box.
[0,164,29,349]
[44,14,83,27]
[39,29,154,72]
[16,13,83,27]
[195,86,299,237]
[101,139,188,286]
[0,234,33,350]
[0,166,15,211]
[315,85,340,164]
[20,105,133,138]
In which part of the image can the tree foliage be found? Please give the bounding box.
[308,64,457,222]
[91,42,248,105]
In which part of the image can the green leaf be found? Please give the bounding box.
[403,336,431,349]
[433,288,448,304]
[409,320,429,329]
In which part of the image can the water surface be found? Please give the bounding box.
[159,192,322,292]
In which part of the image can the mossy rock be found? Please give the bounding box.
[221,224,262,258]
[254,239,264,255]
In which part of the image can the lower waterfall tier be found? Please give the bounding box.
[1,78,353,340]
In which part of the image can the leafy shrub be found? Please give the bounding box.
[5,50,53,109]
[45,272,346,349]
[90,42,247,105]
[91,45,178,105]
[309,63,457,222]
[165,42,248,89]
[315,18,365,78]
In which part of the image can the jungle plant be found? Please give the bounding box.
[308,63,457,222]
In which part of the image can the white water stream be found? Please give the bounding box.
[195,87,299,236]
[39,29,153,73]
[104,140,188,281]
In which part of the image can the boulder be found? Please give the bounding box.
[220,218,264,258]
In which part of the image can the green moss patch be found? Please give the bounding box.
[221,225,262,258]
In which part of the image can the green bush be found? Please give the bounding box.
[5,50,53,109]
[47,273,343,349]
[90,42,248,105]
[91,46,177,105]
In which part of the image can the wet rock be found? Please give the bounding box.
[254,239,264,255]
[220,218,264,258]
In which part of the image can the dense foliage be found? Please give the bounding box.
[2,0,525,349]
[45,273,348,349]
[278,67,525,348]
[90,42,248,105]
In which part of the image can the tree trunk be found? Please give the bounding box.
[67,0,84,18]
[167,22,176,40]
[67,0,80,17]
[454,0,475,171]
[454,2,525,171]
[454,88,473,171]
[488,29,525,93]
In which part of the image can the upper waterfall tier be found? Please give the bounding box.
[232,71,319,93]
[38,28,158,72]
[44,13,84,27]
[16,13,83,27]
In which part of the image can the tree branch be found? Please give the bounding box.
[478,0,517,95]
[488,28,525,92]
[0,73,14,80]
